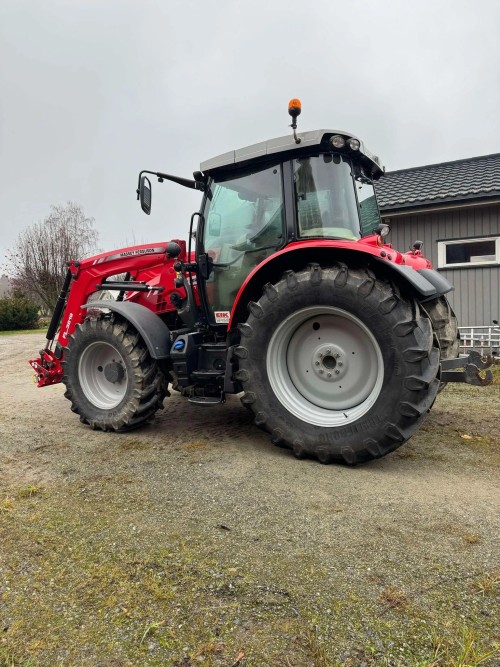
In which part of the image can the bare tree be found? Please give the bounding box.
[6,202,99,313]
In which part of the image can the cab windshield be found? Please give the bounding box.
[293,155,380,240]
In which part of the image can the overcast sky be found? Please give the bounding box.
[1,0,499,267]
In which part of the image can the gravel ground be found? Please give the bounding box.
[0,333,499,667]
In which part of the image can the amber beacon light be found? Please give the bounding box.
[288,98,302,143]
[288,98,302,117]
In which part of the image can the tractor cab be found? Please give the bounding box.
[197,129,385,318]
[137,100,386,327]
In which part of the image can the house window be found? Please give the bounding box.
[437,237,500,268]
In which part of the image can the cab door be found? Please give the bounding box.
[200,162,285,324]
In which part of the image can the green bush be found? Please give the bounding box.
[0,294,39,331]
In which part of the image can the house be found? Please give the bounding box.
[375,153,500,328]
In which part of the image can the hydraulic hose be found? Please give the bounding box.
[45,269,73,345]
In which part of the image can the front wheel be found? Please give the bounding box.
[62,315,167,431]
[235,264,440,464]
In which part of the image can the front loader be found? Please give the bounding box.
[30,99,493,464]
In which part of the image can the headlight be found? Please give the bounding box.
[348,138,360,151]
[330,135,345,149]
[376,224,391,238]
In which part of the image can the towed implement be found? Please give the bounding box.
[29,100,493,464]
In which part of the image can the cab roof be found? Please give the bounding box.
[200,129,385,179]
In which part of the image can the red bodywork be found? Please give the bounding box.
[29,234,431,387]
[227,233,431,328]
[29,240,194,387]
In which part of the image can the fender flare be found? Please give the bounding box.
[228,245,455,329]
[371,260,454,298]
[82,301,171,359]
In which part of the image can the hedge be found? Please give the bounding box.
[0,294,39,331]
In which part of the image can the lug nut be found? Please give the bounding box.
[335,370,340,375]
[334,353,340,359]
[315,361,320,366]
[326,349,331,355]
[327,372,332,378]
[338,362,343,367]
[319,369,324,374]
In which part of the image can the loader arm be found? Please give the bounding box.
[29,241,186,387]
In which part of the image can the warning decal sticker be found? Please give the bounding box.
[214,311,231,324]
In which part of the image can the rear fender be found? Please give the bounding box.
[82,301,171,360]
[228,241,454,330]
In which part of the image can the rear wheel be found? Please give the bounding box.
[235,264,440,464]
[424,296,460,392]
[62,315,167,431]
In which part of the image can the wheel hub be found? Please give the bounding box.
[312,344,347,381]
[104,361,125,384]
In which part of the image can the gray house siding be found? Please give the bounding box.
[380,202,500,326]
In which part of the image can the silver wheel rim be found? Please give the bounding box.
[78,342,128,409]
[266,306,384,427]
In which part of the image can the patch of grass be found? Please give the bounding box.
[184,438,212,451]
[461,532,481,545]
[0,497,15,513]
[1,480,499,667]
[489,363,500,385]
[293,624,331,667]
[0,328,46,336]
[394,446,420,459]
[139,620,164,645]
[423,625,499,666]
[0,649,36,666]
[119,439,151,451]
[379,585,408,609]
[15,485,42,499]
[470,572,500,596]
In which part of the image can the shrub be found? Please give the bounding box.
[0,293,39,331]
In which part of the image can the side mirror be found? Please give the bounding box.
[139,175,152,215]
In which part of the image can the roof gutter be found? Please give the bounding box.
[380,196,500,218]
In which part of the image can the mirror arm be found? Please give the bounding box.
[136,170,205,198]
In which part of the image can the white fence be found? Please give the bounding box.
[459,325,500,355]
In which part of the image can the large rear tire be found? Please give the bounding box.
[235,264,440,464]
[62,315,167,431]
[423,296,460,393]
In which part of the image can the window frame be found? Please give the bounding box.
[437,235,500,269]
[292,154,363,241]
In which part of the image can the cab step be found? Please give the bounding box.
[188,393,225,406]
[191,369,225,380]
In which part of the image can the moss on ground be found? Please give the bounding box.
[1,355,499,666]
[1,483,498,667]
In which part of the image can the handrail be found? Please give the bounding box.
[459,325,500,355]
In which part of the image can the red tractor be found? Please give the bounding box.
[29,100,492,464]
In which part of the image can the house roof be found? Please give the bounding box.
[375,152,500,211]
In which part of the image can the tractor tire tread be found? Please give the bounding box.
[237,264,440,464]
[62,314,167,432]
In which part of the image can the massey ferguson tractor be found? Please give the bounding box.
[29,100,493,464]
